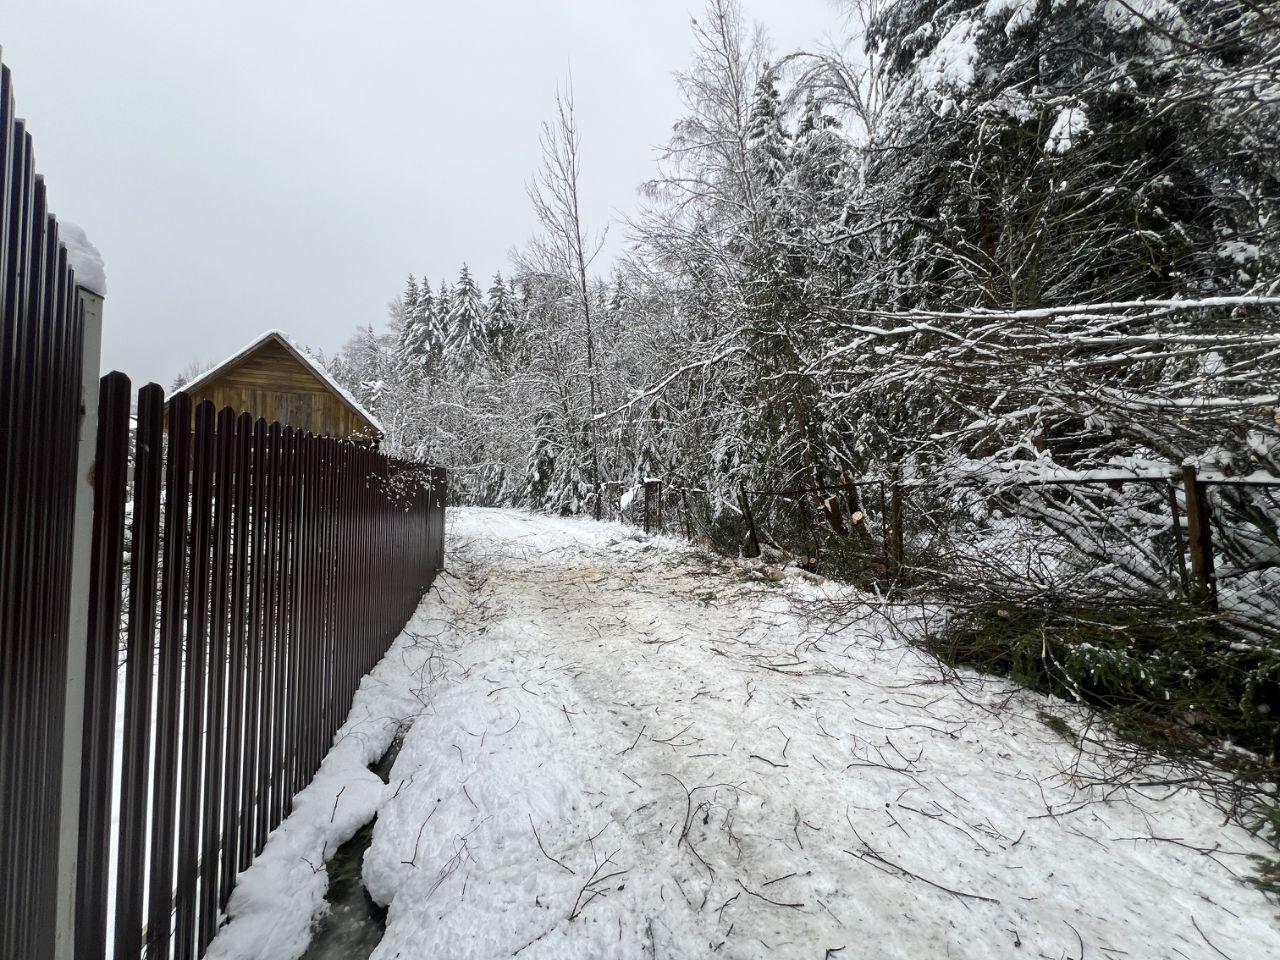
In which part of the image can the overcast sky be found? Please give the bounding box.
[5,0,838,386]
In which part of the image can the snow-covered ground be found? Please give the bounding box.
[211,507,1280,960]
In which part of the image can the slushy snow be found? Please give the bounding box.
[208,507,1280,960]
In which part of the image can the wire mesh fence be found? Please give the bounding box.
[582,465,1278,641]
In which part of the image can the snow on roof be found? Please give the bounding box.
[172,329,384,435]
[60,221,107,297]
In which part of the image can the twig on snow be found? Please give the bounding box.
[845,833,998,905]
[569,850,627,920]
[528,814,575,875]
[1192,916,1234,960]
[735,878,804,909]
[619,724,647,755]
[329,786,347,823]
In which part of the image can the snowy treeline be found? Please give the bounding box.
[330,0,1279,621]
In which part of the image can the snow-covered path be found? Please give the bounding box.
[207,507,1278,960]
[354,508,1277,960]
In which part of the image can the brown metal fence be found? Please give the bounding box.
[0,50,93,960]
[1,49,447,960]
[80,381,446,960]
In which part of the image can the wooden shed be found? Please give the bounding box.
[174,330,382,442]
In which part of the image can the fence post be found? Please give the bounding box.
[644,480,651,534]
[54,289,104,960]
[888,468,904,579]
[737,482,761,558]
[1181,465,1217,610]
[1165,480,1190,595]
[74,370,130,960]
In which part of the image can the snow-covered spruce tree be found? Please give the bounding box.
[484,271,519,363]
[736,64,852,548]
[417,279,446,366]
[434,279,453,350]
[864,0,1257,309]
[395,274,430,385]
[446,264,486,368]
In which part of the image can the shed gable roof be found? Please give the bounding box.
[172,329,383,435]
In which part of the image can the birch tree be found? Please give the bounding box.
[518,82,607,518]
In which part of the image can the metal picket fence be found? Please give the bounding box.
[80,381,445,960]
[1,49,447,960]
[0,46,94,960]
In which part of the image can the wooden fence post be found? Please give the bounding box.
[1165,480,1190,595]
[1181,465,1217,610]
[738,483,762,558]
[643,481,651,534]
[888,469,904,579]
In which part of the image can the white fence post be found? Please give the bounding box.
[54,289,104,960]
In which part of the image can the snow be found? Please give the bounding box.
[207,508,1280,959]
[619,485,640,512]
[1046,104,1089,154]
[1098,0,1183,33]
[1221,240,1260,264]
[916,18,980,95]
[61,221,107,296]
[984,0,1037,34]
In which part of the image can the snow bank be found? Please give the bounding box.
[204,591,447,960]
[60,221,106,296]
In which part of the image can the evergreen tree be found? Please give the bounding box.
[746,63,789,192]
[447,264,486,360]
[484,271,517,359]
[397,273,419,338]
[435,279,454,353]
[865,0,1232,307]
[414,279,443,368]
[395,274,428,377]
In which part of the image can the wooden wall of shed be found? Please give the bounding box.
[184,338,377,441]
